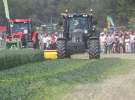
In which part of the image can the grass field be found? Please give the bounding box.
[0,57,135,100]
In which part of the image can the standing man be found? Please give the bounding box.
[100,32,106,53]
[130,31,135,53]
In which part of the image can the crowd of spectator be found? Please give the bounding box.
[38,32,57,50]
[100,30,135,54]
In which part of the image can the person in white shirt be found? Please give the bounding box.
[125,35,131,53]
[119,34,124,53]
[130,31,135,53]
[100,32,106,53]
[43,34,49,49]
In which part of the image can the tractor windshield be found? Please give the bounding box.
[11,22,31,33]
[69,17,89,33]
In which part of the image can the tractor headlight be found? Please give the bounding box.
[92,26,96,31]
[69,14,73,18]
[24,29,28,34]
[83,14,88,17]
[84,30,88,34]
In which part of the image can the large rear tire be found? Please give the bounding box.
[56,39,67,59]
[87,38,100,59]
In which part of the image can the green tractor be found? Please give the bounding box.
[56,11,100,59]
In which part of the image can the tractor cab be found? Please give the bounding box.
[9,19,32,35]
[63,14,92,43]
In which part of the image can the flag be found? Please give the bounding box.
[3,0,10,19]
[107,16,114,28]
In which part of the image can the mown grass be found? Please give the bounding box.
[0,49,44,70]
[0,58,135,100]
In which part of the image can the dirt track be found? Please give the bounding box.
[72,53,135,59]
[63,69,135,100]
[64,54,135,100]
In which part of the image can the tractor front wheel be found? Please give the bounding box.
[87,38,100,59]
[56,39,67,59]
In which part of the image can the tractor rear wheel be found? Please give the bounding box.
[87,38,100,59]
[56,39,67,59]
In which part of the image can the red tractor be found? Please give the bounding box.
[6,19,36,48]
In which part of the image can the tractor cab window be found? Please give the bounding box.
[11,22,31,34]
[69,17,89,33]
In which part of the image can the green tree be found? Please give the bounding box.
[0,0,134,25]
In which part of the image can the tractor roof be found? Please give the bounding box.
[8,19,32,23]
[67,13,89,18]
[61,13,90,18]
[0,26,7,32]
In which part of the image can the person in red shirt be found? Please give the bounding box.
[31,32,36,43]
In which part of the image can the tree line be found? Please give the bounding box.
[0,0,134,25]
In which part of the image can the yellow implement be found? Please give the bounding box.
[44,50,57,59]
